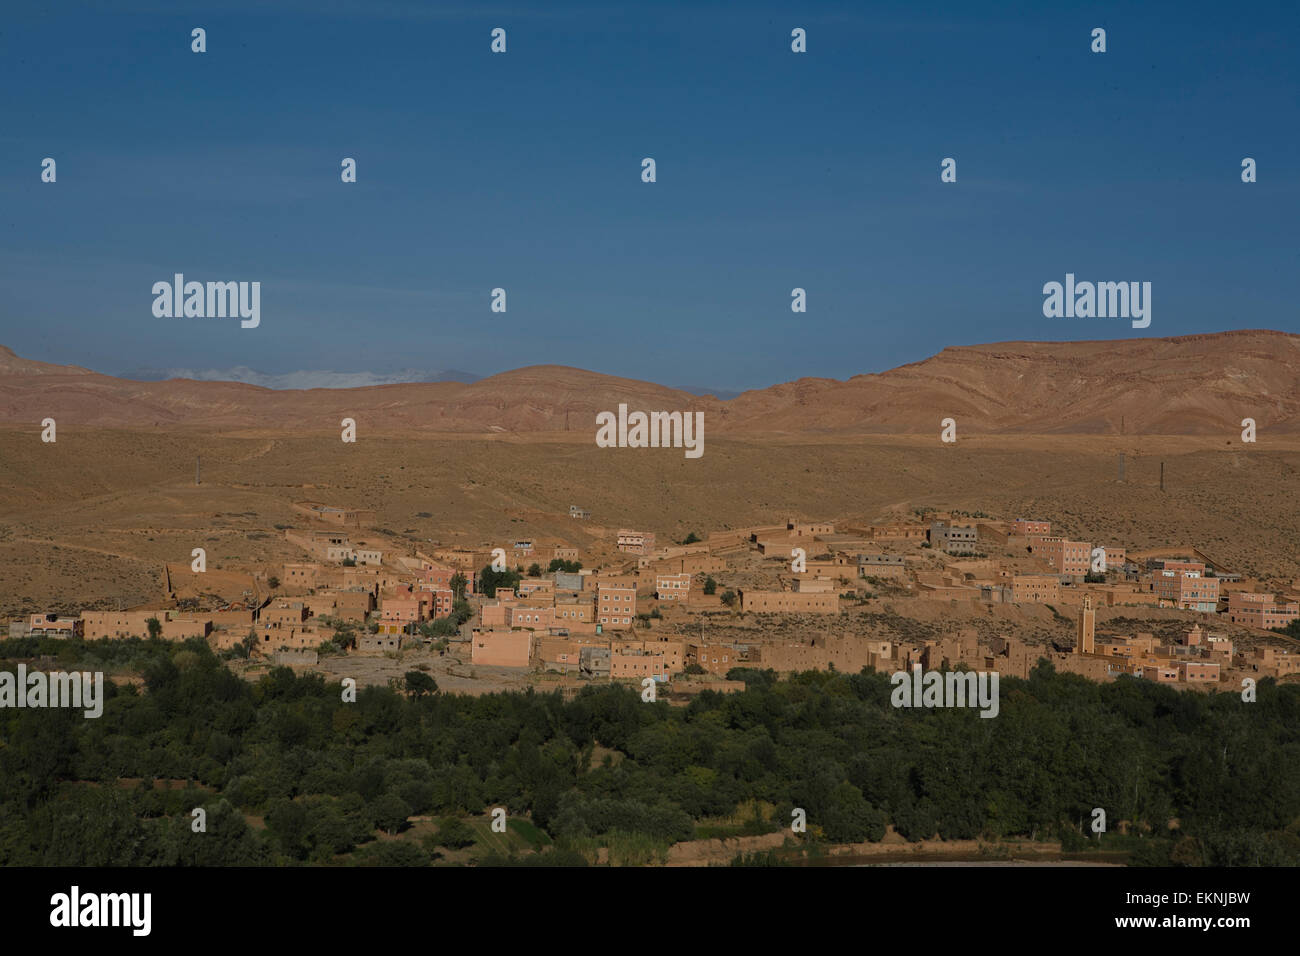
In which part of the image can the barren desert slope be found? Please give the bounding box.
[2,329,1298,434]
[2,330,1299,616]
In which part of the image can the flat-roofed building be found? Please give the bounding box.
[284,529,353,560]
[617,529,656,556]
[1028,536,1092,575]
[687,642,744,675]
[554,571,586,591]
[930,522,978,555]
[580,644,611,678]
[862,523,927,540]
[598,583,636,627]
[317,588,374,622]
[381,590,424,625]
[262,601,309,628]
[786,519,835,537]
[1154,569,1220,611]
[1226,591,1300,629]
[739,590,838,614]
[283,562,325,589]
[537,639,584,673]
[1011,574,1061,604]
[859,553,906,567]
[654,572,691,601]
[790,575,835,593]
[1248,647,1300,677]
[1100,546,1127,570]
[1136,664,1181,683]
[1179,661,1220,683]
[471,629,532,667]
[753,636,890,674]
[511,605,555,629]
[610,639,684,680]
[1013,519,1052,536]
[416,586,455,619]
[21,613,82,639]
[518,579,554,598]
[358,633,403,653]
[291,501,377,528]
[254,623,321,652]
[555,597,594,625]
[81,610,155,640]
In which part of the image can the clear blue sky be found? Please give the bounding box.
[1,0,1296,391]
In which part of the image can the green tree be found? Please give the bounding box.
[703,576,717,595]
[450,572,468,600]
[451,599,473,625]
[720,590,737,608]
[356,840,430,867]
[404,670,439,698]
[431,817,477,850]
[527,563,542,577]
[266,799,311,860]
[478,564,522,598]
[146,617,162,640]
[370,794,412,836]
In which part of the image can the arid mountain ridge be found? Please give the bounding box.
[2,330,1297,435]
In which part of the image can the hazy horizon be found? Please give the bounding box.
[3,325,1293,397]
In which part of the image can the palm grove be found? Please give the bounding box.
[1,634,1298,866]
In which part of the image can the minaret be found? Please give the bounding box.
[1078,595,1095,654]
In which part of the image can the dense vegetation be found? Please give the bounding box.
[1,636,1298,866]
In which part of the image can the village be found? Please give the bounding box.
[10,502,1300,699]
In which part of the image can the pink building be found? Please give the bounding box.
[1028,536,1092,575]
[381,586,425,624]
[617,530,656,556]
[598,584,636,627]
[655,573,691,601]
[1137,664,1181,683]
[510,606,555,629]
[1154,570,1219,611]
[1179,661,1220,683]
[1013,519,1052,536]
[471,630,532,667]
[1226,591,1300,629]
[417,586,455,619]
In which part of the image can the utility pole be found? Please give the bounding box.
[196,456,201,485]
[1160,461,1165,492]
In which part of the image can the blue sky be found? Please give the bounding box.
[1,0,1296,391]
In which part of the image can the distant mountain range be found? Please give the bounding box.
[113,366,743,399]
[116,366,481,389]
[3,329,1297,435]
